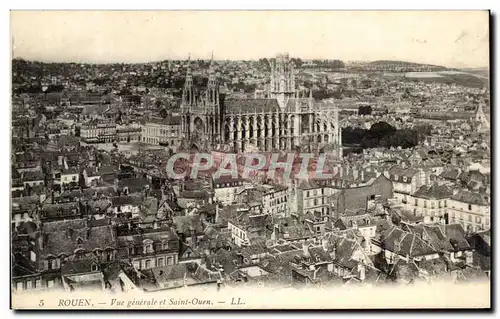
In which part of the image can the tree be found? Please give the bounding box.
[159,108,168,119]
[358,105,372,115]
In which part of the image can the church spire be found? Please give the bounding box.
[208,51,216,87]
[186,53,193,86]
[206,51,219,107]
[182,53,195,106]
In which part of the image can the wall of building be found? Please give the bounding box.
[341,175,393,214]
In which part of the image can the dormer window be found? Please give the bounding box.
[75,249,86,260]
[76,237,83,245]
[143,242,154,254]
[94,249,102,258]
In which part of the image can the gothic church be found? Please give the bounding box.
[180,53,342,158]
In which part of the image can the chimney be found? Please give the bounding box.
[313,267,320,280]
[321,238,329,252]
[302,244,310,258]
[215,203,220,224]
[329,246,336,260]
[84,227,91,240]
[358,263,366,281]
[37,232,44,250]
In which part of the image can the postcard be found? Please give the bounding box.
[10,10,491,310]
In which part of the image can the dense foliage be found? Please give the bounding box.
[342,121,429,149]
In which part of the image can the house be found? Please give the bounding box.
[403,183,454,224]
[142,262,217,291]
[28,218,119,291]
[172,215,205,260]
[61,258,104,292]
[83,167,102,187]
[294,181,333,218]
[21,170,45,188]
[439,166,462,184]
[11,196,39,228]
[401,223,473,264]
[259,184,289,217]
[334,214,377,239]
[466,230,490,275]
[386,165,428,204]
[302,211,329,237]
[111,195,143,218]
[38,202,81,221]
[60,167,80,188]
[177,190,214,209]
[116,221,180,271]
[337,174,393,217]
[270,218,315,244]
[447,190,490,232]
[228,213,271,247]
[141,116,181,151]
[375,225,440,265]
[212,175,245,205]
[116,178,150,195]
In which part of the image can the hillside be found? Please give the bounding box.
[369,60,448,70]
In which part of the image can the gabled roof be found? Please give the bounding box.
[41,219,117,259]
[451,190,489,206]
[379,226,437,257]
[413,183,453,200]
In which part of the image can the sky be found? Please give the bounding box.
[10,11,490,68]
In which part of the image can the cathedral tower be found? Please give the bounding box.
[181,56,195,109]
[269,53,296,109]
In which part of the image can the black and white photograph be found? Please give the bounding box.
[9,10,491,309]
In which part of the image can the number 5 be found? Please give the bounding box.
[39,300,44,307]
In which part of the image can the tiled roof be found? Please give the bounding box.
[413,183,453,200]
[440,167,461,180]
[41,219,117,259]
[336,214,375,229]
[451,190,489,206]
[379,226,437,258]
[61,258,99,276]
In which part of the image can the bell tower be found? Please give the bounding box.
[206,52,219,110]
[269,53,296,109]
[181,55,195,109]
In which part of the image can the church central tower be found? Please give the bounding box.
[269,53,296,109]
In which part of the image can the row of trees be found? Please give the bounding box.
[342,122,431,149]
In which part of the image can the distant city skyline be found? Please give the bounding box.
[11,11,489,68]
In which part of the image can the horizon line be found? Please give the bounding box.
[11,56,487,69]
